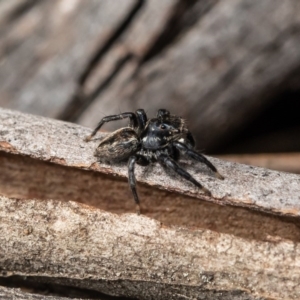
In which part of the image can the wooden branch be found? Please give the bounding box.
[0,108,299,218]
[0,195,299,299]
[0,108,300,299]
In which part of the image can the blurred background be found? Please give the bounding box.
[1,0,300,173]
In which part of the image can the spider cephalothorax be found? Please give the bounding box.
[85,109,224,214]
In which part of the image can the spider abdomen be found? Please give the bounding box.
[94,127,139,162]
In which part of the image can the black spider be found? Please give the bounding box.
[85,109,224,214]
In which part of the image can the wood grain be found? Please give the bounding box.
[0,108,299,218]
[0,195,299,299]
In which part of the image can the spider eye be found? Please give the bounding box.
[160,124,166,129]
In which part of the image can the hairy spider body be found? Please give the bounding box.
[94,128,139,162]
[85,109,224,214]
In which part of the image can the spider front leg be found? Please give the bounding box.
[186,131,196,148]
[85,112,139,142]
[158,153,211,196]
[173,141,224,180]
[128,155,149,214]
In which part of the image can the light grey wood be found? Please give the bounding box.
[0,107,299,218]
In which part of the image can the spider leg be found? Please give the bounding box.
[186,131,195,148]
[173,141,224,180]
[128,155,149,214]
[85,112,139,142]
[158,153,211,196]
[136,154,150,166]
[136,109,148,129]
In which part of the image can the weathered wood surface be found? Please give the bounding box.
[0,195,299,300]
[0,109,299,299]
[1,0,300,152]
[2,146,300,243]
[0,108,299,218]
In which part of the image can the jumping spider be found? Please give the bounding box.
[85,109,224,214]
